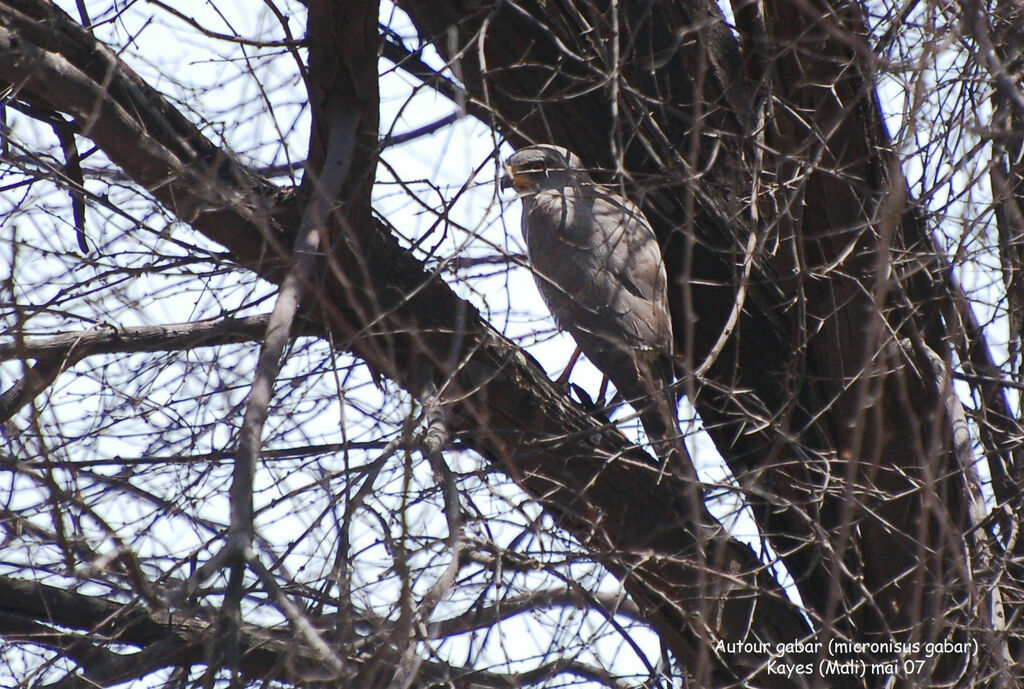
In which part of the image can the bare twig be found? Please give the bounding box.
[390,384,464,689]
[248,556,346,677]
[382,112,460,149]
[0,315,273,423]
[691,226,758,380]
[50,115,88,252]
[218,109,360,681]
[380,29,466,107]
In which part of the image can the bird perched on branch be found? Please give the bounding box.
[501,144,685,465]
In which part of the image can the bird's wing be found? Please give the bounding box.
[524,187,673,357]
[576,188,673,355]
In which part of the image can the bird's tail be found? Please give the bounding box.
[580,342,696,480]
[636,355,697,483]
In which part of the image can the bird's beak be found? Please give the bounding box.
[500,163,533,192]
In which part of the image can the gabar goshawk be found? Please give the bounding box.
[501,144,682,458]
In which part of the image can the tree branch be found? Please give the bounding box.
[0,315,274,423]
[0,315,273,363]
[428,588,642,638]
[0,576,638,689]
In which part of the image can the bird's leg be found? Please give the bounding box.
[553,346,583,389]
[597,374,611,407]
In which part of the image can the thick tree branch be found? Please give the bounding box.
[0,576,637,689]
[0,315,273,363]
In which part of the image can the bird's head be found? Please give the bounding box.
[500,144,590,195]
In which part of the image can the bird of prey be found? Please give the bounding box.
[501,144,683,460]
